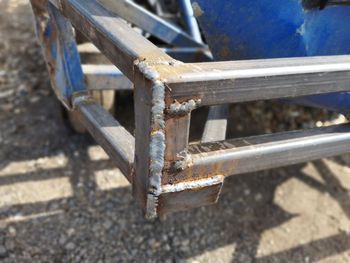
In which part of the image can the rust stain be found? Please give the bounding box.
[219,36,233,59]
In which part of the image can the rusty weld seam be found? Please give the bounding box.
[173,150,192,171]
[71,92,93,109]
[167,99,201,115]
[136,60,170,219]
[161,175,224,194]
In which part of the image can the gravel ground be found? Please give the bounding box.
[1,1,350,262]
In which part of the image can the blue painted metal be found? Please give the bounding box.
[31,1,86,108]
[191,0,350,112]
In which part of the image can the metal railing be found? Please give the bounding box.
[30,0,350,218]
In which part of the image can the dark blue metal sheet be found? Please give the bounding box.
[191,0,350,112]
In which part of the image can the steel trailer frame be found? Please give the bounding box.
[30,0,350,219]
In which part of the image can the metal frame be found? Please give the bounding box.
[30,0,350,218]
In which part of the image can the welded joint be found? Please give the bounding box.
[135,58,199,218]
[167,99,202,116]
[173,150,192,171]
[161,175,224,202]
[135,60,169,219]
[71,92,93,109]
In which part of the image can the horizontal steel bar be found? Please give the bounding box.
[82,65,132,91]
[50,0,172,80]
[165,55,350,105]
[73,96,135,181]
[175,124,350,181]
[98,0,203,47]
[78,43,212,63]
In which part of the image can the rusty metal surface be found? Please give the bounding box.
[158,175,224,216]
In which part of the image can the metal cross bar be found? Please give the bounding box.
[169,124,350,184]
[73,95,135,181]
[201,105,229,143]
[82,65,133,91]
[164,56,350,106]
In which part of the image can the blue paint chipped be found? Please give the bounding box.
[40,4,87,106]
[192,0,350,112]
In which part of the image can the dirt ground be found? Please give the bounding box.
[2,1,350,262]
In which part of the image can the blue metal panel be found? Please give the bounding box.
[31,1,86,108]
[191,0,350,112]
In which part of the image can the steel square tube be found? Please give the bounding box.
[73,95,135,181]
[82,65,133,91]
[164,56,350,106]
[77,43,212,63]
[201,105,229,143]
[166,124,350,184]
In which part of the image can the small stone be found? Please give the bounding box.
[181,239,190,247]
[67,228,75,237]
[0,245,7,257]
[8,226,16,236]
[147,238,156,246]
[5,239,15,250]
[18,84,27,93]
[152,241,161,250]
[164,244,171,251]
[0,103,14,112]
[29,96,40,104]
[59,235,67,246]
[135,236,143,244]
[103,220,112,230]
[65,242,75,250]
[255,193,263,201]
